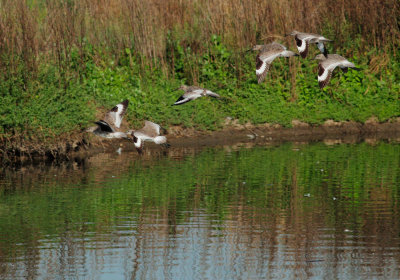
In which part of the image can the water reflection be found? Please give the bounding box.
[0,142,400,279]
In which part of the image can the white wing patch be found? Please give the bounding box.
[114,104,124,128]
[106,100,128,128]
[318,67,330,82]
[174,96,191,105]
[153,136,167,144]
[256,60,268,75]
[297,39,307,53]
[185,91,203,101]
[116,104,124,114]
[319,62,342,82]
[133,131,152,141]
[192,89,205,95]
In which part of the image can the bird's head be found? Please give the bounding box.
[285,30,299,37]
[126,130,136,141]
[249,45,264,51]
[174,85,188,91]
[314,54,327,61]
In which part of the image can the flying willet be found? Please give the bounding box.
[129,121,169,154]
[286,31,331,58]
[87,99,130,138]
[314,54,360,89]
[172,85,220,105]
[249,42,298,84]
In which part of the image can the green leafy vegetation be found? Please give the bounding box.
[0,0,399,148]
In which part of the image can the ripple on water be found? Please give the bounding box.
[0,142,400,279]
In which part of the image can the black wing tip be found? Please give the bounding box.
[173,96,190,105]
[95,120,113,132]
[295,36,302,46]
[256,55,263,70]
[318,80,329,89]
[136,147,143,155]
[95,120,106,125]
[110,99,129,112]
[300,51,307,58]
[318,64,325,76]
[121,99,129,107]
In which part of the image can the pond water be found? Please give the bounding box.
[1,141,400,279]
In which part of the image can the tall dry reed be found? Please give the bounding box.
[0,0,398,79]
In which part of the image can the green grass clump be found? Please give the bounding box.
[0,35,399,145]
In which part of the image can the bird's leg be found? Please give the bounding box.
[161,143,171,148]
[136,147,143,155]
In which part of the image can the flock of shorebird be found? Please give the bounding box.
[88,30,360,154]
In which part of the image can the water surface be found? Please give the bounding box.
[1,142,400,279]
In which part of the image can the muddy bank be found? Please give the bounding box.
[2,119,400,163]
[167,118,400,147]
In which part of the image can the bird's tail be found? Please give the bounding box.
[282,50,299,57]
[154,136,167,144]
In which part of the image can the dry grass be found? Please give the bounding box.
[0,0,399,77]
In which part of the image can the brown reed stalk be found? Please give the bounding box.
[0,0,398,82]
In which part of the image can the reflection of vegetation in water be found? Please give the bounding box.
[0,143,399,261]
